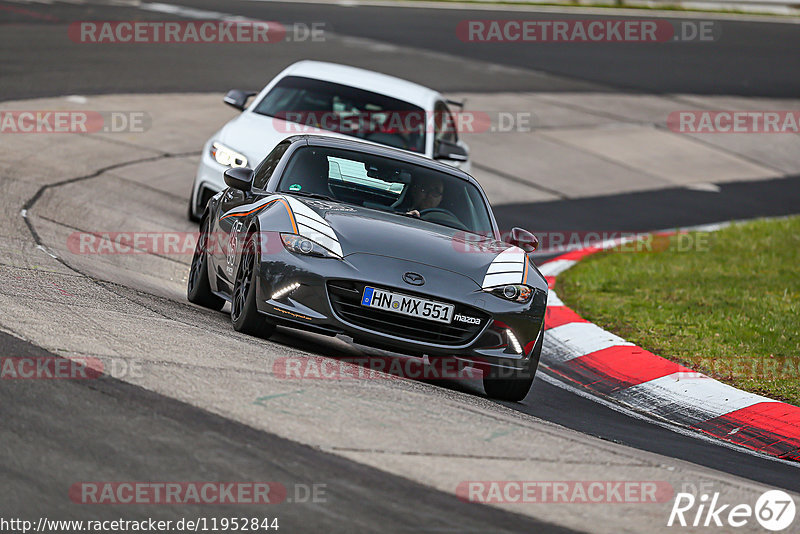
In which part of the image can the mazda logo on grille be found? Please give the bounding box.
[402,272,425,286]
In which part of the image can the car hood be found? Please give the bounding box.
[284,196,543,289]
[219,112,407,165]
[218,112,353,164]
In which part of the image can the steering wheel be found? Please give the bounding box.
[419,207,456,218]
[419,207,468,231]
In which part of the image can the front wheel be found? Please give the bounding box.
[231,233,276,338]
[482,329,543,402]
[483,374,535,402]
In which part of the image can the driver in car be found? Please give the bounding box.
[405,176,444,218]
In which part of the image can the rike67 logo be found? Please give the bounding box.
[668,488,795,531]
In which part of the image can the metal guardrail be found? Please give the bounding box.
[475,0,800,13]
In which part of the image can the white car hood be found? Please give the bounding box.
[217,112,363,166]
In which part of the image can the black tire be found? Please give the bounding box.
[482,330,543,402]
[231,233,276,338]
[187,217,225,311]
[483,373,535,402]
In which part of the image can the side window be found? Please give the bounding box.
[433,101,458,145]
[252,141,290,190]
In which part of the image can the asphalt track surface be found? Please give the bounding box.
[0,331,574,532]
[2,0,800,530]
[1,0,799,99]
[497,174,800,233]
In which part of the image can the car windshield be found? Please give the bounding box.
[277,146,493,235]
[252,76,427,154]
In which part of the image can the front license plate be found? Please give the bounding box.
[361,287,454,324]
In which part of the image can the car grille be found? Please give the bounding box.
[327,280,489,346]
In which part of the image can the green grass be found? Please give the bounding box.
[557,217,800,406]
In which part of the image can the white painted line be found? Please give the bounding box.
[612,372,778,425]
[36,244,58,259]
[537,370,800,468]
[538,259,576,277]
[542,322,633,364]
[140,2,251,22]
[686,182,722,193]
[546,291,563,307]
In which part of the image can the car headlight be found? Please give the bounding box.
[211,141,248,168]
[280,233,340,259]
[485,284,533,304]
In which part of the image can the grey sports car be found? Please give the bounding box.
[188,135,547,401]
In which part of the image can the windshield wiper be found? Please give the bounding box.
[282,190,336,202]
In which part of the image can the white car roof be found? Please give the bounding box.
[279,60,441,109]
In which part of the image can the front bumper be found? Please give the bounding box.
[254,248,546,372]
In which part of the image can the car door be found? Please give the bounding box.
[210,186,252,290]
[211,141,292,290]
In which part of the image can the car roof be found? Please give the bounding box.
[281,61,440,108]
[284,134,476,183]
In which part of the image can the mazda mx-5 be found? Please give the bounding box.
[187,135,547,401]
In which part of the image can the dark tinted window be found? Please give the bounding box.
[277,146,492,235]
[253,76,427,154]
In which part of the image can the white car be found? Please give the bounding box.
[189,60,471,220]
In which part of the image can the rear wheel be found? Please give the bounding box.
[231,233,276,338]
[482,330,543,402]
[187,217,225,311]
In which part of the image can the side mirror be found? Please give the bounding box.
[224,167,254,192]
[223,89,257,111]
[509,227,538,253]
[434,139,468,162]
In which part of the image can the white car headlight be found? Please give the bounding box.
[485,284,533,304]
[211,142,248,168]
[280,233,341,259]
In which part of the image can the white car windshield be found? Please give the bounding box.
[277,146,493,235]
[253,76,427,154]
